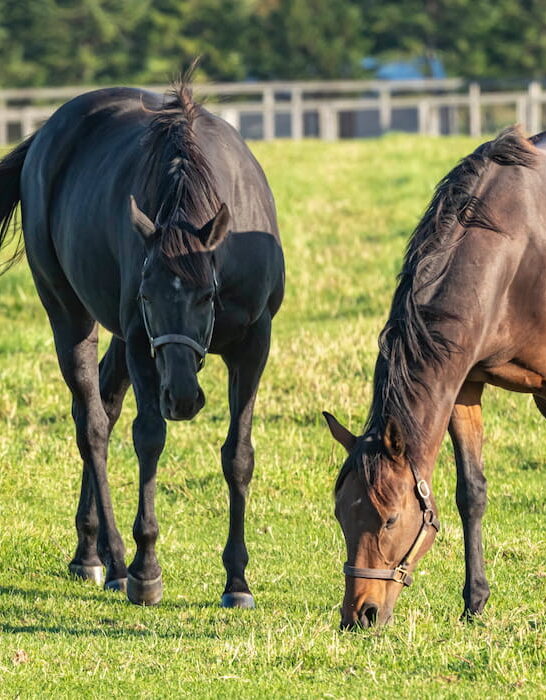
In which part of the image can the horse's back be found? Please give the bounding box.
[21,87,157,203]
[21,88,158,235]
[20,88,160,330]
[193,109,280,242]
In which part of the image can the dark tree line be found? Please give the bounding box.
[0,0,545,87]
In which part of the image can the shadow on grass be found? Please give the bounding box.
[0,585,235,639]
[0,584,221,609]
[0,621,224,639]
[0,582,248,608]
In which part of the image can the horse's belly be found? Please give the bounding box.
[469,358,546,394]
[58,248,123,336]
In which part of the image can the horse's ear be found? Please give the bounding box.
[383,417,405,460]
[199,203,230,250]
[322,411,357,453]
[129,195,155,241]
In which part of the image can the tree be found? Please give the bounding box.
[0,0,149,86]
[245,0,367,79]
[359,0,546,80]
[134,0,253,83]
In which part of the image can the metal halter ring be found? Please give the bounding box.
[417,479,431,499]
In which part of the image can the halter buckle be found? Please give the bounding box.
[393,566,410,585]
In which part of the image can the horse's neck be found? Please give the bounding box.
[393,355,473,479]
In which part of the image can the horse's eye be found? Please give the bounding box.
[385,514,399,529]
[197,292,213,306]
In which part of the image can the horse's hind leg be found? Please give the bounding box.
[220,311,272,608]
[69,336,130,587]
[30,266,127,589]
[448,380,490,619]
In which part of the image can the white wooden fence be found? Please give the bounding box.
[1,78,545,144]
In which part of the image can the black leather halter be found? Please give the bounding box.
[343,466,440,587]
[139,260,217,371]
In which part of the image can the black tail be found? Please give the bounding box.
[0,134,36,273]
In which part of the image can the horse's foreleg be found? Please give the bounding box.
[69,336,130,586]
[220,312,272,608]
[125,342,166,606]
[448,380,489,618]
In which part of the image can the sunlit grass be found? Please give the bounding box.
[0,135,545,697]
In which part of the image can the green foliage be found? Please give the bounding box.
[0,136,545,696]
[0,0,149,86]
[245,0,367,80]
[134,0,252,83]
[3,0,546,86]
[360,0,546,80]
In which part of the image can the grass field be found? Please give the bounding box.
[0,134,545,698]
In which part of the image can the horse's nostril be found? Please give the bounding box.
[359,603,379,627]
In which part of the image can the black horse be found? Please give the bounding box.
[0,81,284,607]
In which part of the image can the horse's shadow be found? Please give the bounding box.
[0,584,224,639]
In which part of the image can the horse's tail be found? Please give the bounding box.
[0,133,36,273]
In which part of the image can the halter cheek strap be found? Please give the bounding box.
[343,475,440,587]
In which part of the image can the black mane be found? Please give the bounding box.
[337,126,537,493]
[141,78,221,285]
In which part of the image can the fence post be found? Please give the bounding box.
[319,104,337,140]
[291,87,303,139]
[528,81,542,135]
[378,89,392,133]
[220,107,240,132]
[262,87,275,140]
[469,83,481,138]
[21,108,35,138]
[418,100,429,135]
[429,105,440,136]
[516,96,527,131]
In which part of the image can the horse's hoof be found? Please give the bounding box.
[127,572,163,606]
[69,563,104,585]
[220,592,255,609]
[104,577,128,593]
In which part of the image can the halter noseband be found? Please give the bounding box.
[343,467,440,587]
[139,260,217,371]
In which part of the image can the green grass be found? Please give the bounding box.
[0,135,545,698]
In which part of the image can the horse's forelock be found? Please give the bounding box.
[140,73,221,287]
[158,223,212,287]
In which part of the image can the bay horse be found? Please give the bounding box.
[324,126,546,628]
[0,80,284,607]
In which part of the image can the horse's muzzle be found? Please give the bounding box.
[340,601,391,630]
[160,385,205,421]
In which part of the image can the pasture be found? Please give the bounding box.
[0,135,545,697]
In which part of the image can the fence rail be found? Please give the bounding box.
[1,78,545,144]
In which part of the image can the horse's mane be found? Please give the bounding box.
[141,74,221,285]
[336,126,537,495]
